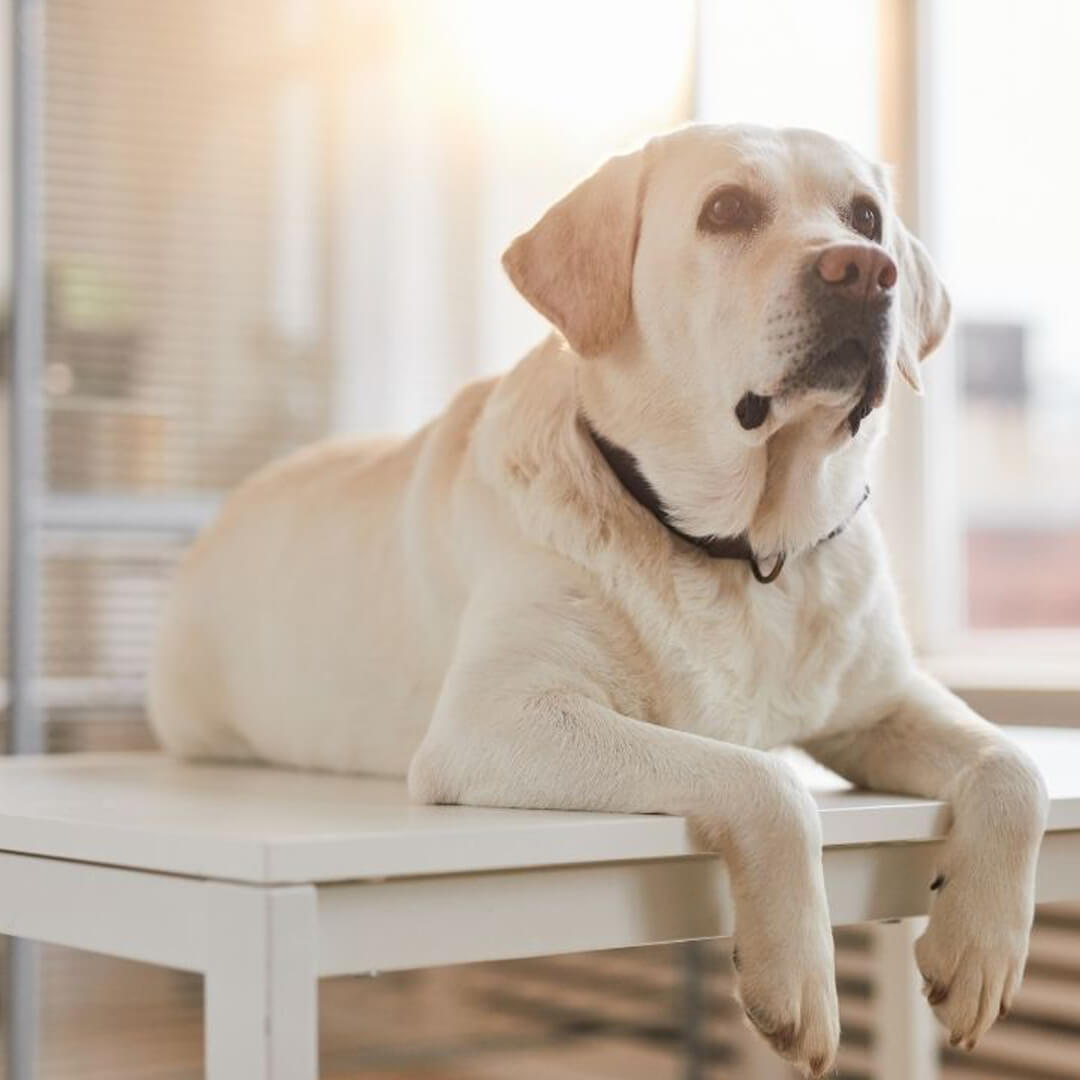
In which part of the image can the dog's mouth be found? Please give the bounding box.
[811,338,872,390]
[736,337,889,437]
[843,342,888,435]
[807,337,888,435]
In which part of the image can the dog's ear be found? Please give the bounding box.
[502,150,644,358]
[895,226,951,393]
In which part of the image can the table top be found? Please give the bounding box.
[0,727,1077,885]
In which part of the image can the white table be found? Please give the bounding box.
[1,727,1078,1080]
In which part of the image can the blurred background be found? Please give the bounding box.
[0,1,1077,1077]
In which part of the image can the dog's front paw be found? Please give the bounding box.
[733,922,840,1078]
[915,857,1035,1050]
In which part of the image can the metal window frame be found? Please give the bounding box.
[8,2,45,1076]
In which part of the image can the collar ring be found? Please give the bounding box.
[749,551,786,584]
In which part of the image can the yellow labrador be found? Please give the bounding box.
[150,125,1047,1077]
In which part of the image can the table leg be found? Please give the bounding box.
[874,918,939,1080]
[680,941,706,1080]
[5,937,39,1080]
[205,883,318,1080]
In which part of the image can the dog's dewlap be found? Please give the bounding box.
[735,392,770,430]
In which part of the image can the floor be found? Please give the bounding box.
[0,939,801,1080]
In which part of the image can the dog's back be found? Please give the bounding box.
[148,377,497,775]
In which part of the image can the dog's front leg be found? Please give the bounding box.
[409,625,839,1076]
[802,671,1048,1050]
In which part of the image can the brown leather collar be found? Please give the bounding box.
[585,419,869,584]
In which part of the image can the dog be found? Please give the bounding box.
[150,124,1048,1077]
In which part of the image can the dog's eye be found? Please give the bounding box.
[851,197,882,241]
[698,186,762,234]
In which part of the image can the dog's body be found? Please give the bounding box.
[150,126,1048,1078]
[151,341,906,772]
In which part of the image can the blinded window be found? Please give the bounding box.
[25,0,349,752]
[42,0,334,498]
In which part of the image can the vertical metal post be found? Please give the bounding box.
[10,0,44,757]
[8,1,45,1077]
[680,941,706,1080]
[684,20,706,1068]
[683,28,707,1071]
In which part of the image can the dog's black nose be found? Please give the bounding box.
[815,244,897,304]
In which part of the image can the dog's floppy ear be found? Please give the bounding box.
[895,226,951,393]
[502,150,644,358]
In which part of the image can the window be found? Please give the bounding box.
[924,0,1080,640]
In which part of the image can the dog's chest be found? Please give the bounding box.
[612,554,868,749]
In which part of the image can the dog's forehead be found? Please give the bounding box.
[648,125,884,205]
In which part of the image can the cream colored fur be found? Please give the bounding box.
[149,125,1047,1078]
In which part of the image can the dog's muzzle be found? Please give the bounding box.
[785,243,898,433]
[734,244,899,435]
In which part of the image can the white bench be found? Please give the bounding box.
[1,727,1078,1079]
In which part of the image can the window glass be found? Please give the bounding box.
[928,0,1080,629]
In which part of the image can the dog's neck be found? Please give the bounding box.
[583,416,869,583]
[572,332,879,567]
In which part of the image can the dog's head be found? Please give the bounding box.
[503,125,950,555]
